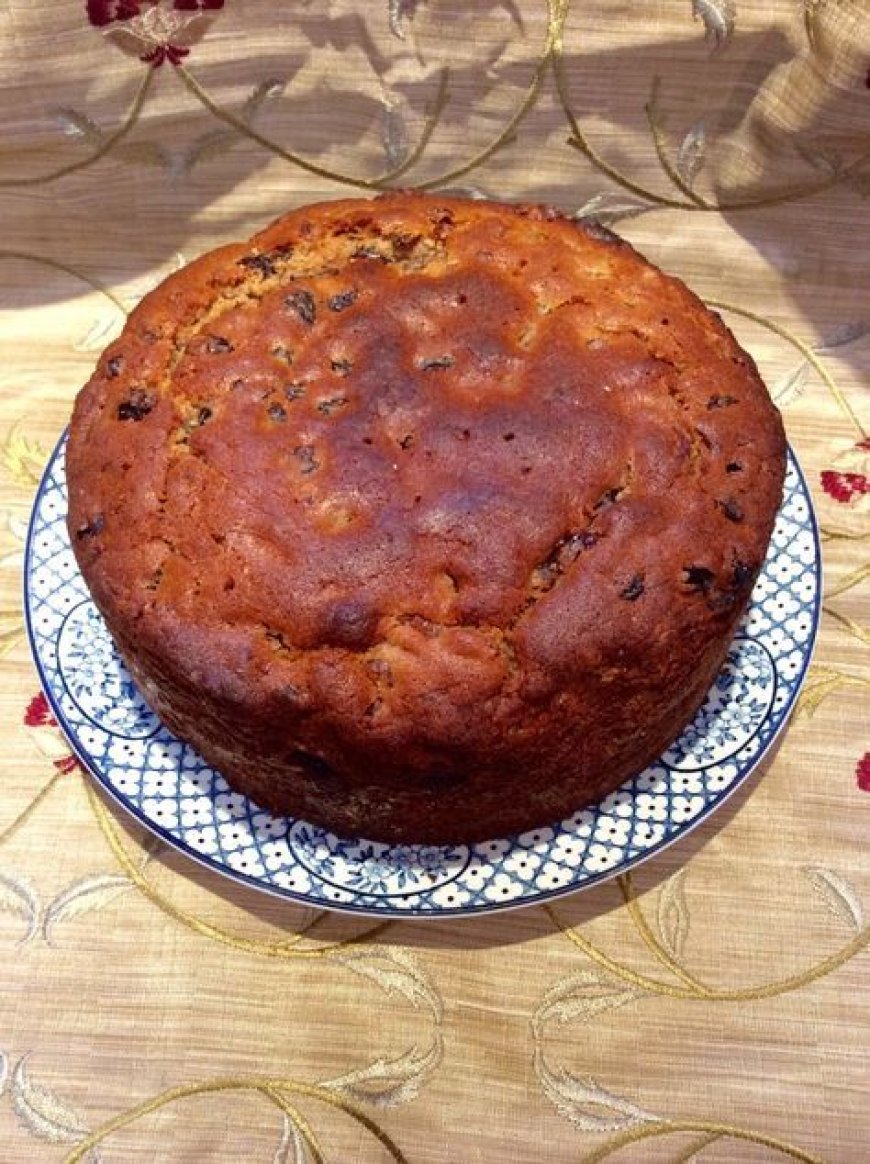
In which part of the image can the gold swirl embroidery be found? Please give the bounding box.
[175,64,450,192]
[62,1075,409,1164]
[554,53,870,215]
[86,780,394,958]
[415,0,570,191]
[545,872,869,1002]
[582,1120,824,1163]
[177,0,570,194]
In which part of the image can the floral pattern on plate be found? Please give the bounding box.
[24,437,820,917]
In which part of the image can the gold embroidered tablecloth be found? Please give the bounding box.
[1,3,868,1161]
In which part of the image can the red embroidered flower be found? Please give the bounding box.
[87,1,144,26]
[858,752,870,793]
[24,691,82,774]
[25,691,57,729]
[86,0,224,65]
[821,439,870,507]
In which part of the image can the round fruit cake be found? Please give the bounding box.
[66,193,786,844]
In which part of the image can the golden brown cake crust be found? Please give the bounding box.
[66,193,786,843]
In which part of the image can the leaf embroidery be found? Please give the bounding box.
[53,108,105,146]
[10,1056,90,1144]
[436,185,490,201]
[532,970,642,1035]
[676,120,707,191]
[243,78,287,121]
[0,871,40,945]
[324,1037,443,1109]
[382,103,410,169]
[657,867,690,960]
[273,1110,307,1164]
[0,1050,8,1099]
[772,361,811,408]
[334,946,443,1020]
[802,866,864,933]
[74,313,125,354]
[535,1052,660,1131]
[388,0,416,40]
[574,192,654,225]
[42,874,134,945]
[1,426,48,489]
[692,0,736,52]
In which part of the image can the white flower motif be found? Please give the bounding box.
[476,837,512,859]
[671,794,704,823]
[537,860,573,889]
[141,767,178,798]
[260,842,291,872]
[503,849,543,878]
[585,842,622,872]
[179,797,214,828]
[178,770,215,796]
[227,852,266,879]
[252,812,288,839]
[186,826,220,856]
[273,867,312,895]
[669,772,704,794]
[483,872,523,903]
[634,793,669,822]
[592,817,631,847]
[463,861,493,889]
[148,739,184,767]
[216,822,251,854]
[635,769,668,794]
[516,825,555,848]
[631,820,666,847]
[108,738,146,767]
[214,791,249,820]
[141,796,179,828]
[430,882,473,908]
[550,834,588,865]
[562,809,595,834]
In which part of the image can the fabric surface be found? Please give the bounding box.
[0,2,868,1161]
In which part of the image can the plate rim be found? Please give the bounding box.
[24,429,822,920]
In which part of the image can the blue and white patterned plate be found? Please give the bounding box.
[25,436,820,918]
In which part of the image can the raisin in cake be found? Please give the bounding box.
[66,194,786,843]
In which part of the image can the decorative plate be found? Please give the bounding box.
[26,437,820,918]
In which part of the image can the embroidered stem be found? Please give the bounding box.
[85,779,394,958]
[822,605,870,646]
[670,1131,724,1162]
[416,0,568,191]
[544,902,870,1001]
[645,78,712,209]
[704,299,867,442]
[580,1119,823,1163]
[0,252,129,316]
[377,68,450,187]
[824,563,870,601]
[63,1076,408,1164]
[0,769,65,849]
[617,874,715,996]
[0,69,154,188]
[177,65,450,192]
[261,1087,327,1164]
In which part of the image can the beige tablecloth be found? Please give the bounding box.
[1,3,868,1161]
